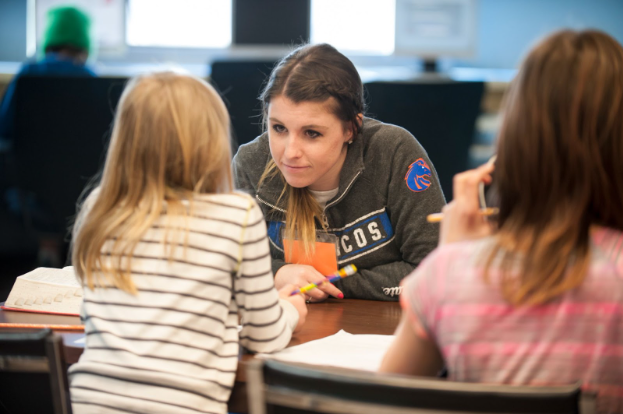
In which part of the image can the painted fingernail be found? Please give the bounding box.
[338,293,344,299]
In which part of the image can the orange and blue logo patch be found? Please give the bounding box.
[405,158,432,192]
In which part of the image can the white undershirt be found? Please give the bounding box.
[309,187,339,209]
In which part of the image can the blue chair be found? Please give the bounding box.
[365,80,485,200]
[6,76,126,264]
[209,60,276,150]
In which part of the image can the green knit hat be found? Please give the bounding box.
[41,6,92,54]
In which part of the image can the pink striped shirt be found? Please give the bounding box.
[402,227,623,413]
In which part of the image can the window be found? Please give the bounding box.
[127,0,232,48]
[310,0,396,55]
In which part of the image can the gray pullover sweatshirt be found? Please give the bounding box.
[233,118,446,301]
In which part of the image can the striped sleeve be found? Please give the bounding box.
[235,200,297,353]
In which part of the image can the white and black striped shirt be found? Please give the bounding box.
[69,193,298,414]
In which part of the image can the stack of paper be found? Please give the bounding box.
[259,330,395,371]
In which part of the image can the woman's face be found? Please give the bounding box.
[268,95,354,191]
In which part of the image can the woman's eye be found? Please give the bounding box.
[306,130,321,139]
[272,124,286,133]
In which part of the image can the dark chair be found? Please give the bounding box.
[9,76,126,260]
[247,360,596,414]
[365,80,485,200]
[209,60,277,150]
[0,328,72,413]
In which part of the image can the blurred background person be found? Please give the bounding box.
[0,5,95,146]
[0,6,95,268]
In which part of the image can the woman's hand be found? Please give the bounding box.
[439,162,495,246]
[278,284,307,332]
[275,264,343,302]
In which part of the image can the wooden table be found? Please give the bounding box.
[0,299,402,412]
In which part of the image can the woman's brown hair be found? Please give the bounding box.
[487,29,623,305]
[258,43,365,256]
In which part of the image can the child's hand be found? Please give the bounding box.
[278,284,307,332]
[439,162,495,245]
[275,264,343,302]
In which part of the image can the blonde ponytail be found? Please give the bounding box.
[259,160,323,259]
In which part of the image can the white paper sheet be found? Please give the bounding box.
[258,330,394,371]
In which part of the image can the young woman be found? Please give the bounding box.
[380,30,623,412]
[233,44,446,302]
[69,72,306,414]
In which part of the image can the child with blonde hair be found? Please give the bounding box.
[69,72,306,414]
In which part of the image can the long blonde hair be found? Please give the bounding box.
[72,72,233,293]
[258,44,365,255]
[259,160,324,258]
[486,30,623,305]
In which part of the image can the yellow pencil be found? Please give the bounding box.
[290,265,357,296]
[0,322,84,331]
[426,207,499,223]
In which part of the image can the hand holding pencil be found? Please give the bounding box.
[427,207,498,223]
[290,265,357,297]
[436,159,497,246]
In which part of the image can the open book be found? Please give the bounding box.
[2,267,83,316]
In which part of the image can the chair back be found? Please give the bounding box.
[365,80,484,200]
[209,60,276,150]
[12,76,126,237]
[247,359,595,414]
[0,328,72,414]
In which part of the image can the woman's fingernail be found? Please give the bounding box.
[338,293,344,299]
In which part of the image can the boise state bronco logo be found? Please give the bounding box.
[405,158,432,192]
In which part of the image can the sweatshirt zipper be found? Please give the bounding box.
[322,170,362,228]
[256,195,286,214]
[256,170,362,227]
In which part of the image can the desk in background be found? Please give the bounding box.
[0,298,402,413]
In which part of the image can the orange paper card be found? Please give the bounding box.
[284,240,338,276]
